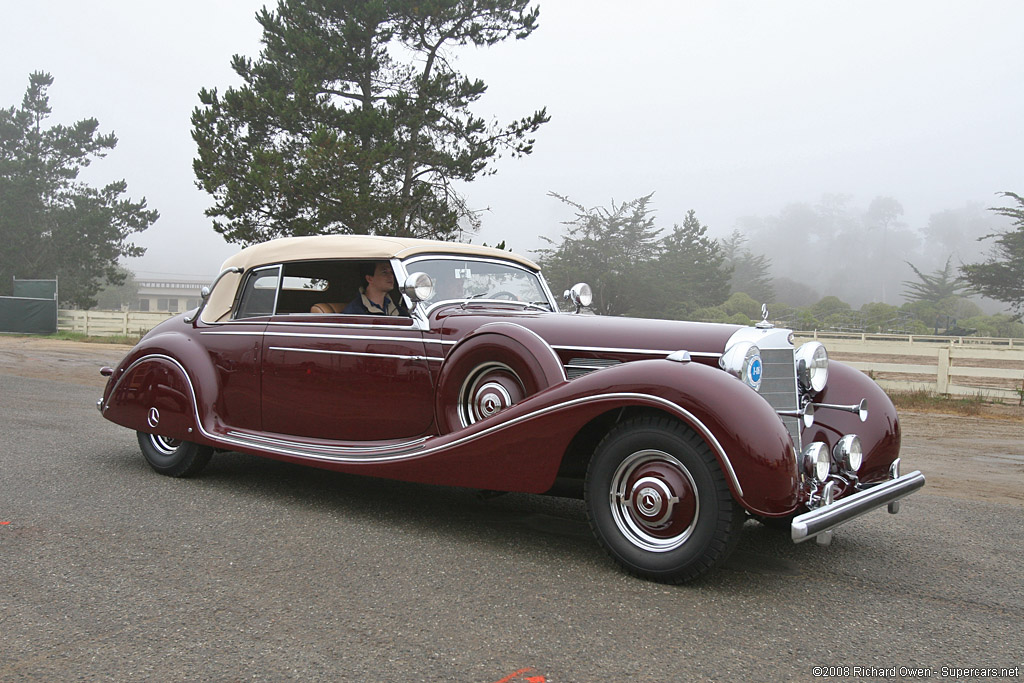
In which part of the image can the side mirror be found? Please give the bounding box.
[402,272,434,302]
[563,283,593,313]
[184,266,242,323]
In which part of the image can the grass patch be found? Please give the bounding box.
[48,331,141,345]
[890,389,990,416]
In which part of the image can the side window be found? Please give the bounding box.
[234,266,281,319]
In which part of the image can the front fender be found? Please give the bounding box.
[807,361,901,484]
[573,359,801,516]
[457,358,800,513]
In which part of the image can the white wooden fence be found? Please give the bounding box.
[797,332,1024,402]
[58,309,174,337]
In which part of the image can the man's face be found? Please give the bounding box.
[367,262,395,291]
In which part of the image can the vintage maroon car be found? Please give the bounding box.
[98,235,924,582]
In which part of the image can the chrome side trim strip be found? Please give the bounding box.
[791,470,926,543]
[229,430,431,454]
[265,332,425,343]
[267,321,420,331]
[267,346,441,363]
[552,343,722,359]
[200,330,267,337]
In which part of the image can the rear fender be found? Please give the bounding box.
[101,354,199,442]
[100,331,222,444]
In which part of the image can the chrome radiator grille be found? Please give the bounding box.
[759,348,801,449]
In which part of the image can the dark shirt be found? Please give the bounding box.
[342,290,405,316]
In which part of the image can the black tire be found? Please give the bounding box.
[584,416,745,583]
[137,431,213,478]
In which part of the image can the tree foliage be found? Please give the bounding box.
[960,192,1024,318]
[719,229,773,303]
[0,72,156,308]
[192,0,548,245]
[652,210,731,318]
[903,256,970,304]
[536,194,729,318]
[536,193,663,316]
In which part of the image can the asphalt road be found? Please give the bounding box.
[1,365,1022,681]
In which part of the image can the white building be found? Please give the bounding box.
[135,278,207,313]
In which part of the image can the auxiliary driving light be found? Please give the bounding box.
[833,434,863,473]
[801,442,832,483]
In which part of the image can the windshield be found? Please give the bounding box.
[407,257,552,310]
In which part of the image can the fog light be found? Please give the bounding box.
[801,442,831,483]
[833,434,863,473]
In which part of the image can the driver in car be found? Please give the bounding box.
[343,261,406,316]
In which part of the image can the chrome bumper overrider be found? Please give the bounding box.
[791,470,926,544]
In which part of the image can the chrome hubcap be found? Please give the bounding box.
[150,434,182,456]
[609,450,699,552]
[458,362,525,427]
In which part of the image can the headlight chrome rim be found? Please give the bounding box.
[719,341,763,392]
[402,272,435,302]
[795,342,829,394]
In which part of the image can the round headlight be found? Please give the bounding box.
[801,442,831,483]
[719,341,762,391]
[795,342,829,393]
[402,272,434,302]
[833,434,863,473]
[563,283,593,308]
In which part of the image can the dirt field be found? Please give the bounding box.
[3,334,1021,507]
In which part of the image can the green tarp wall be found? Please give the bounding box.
[1,278,58,334]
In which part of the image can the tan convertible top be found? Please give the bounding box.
[220,234,539,272]
[201,235,539,323]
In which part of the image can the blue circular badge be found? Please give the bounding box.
[748,357,763,389]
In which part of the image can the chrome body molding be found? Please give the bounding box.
[229,430,431,455]
[200,330,266,337]
[791,470,926,543]
[265,331,427,344]
[267,346,443,363]
[552,343,721,360]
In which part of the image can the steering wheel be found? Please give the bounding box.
[490,291,520,301]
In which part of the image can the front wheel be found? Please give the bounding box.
[137,431,213,478]
[585,417,744,583]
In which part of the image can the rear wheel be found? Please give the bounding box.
[585,417,744,583]
[137,431,213,478]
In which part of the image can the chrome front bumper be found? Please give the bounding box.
[791,470,926,544]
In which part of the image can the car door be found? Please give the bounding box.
[195,264,279,432]
[259,310,435,442]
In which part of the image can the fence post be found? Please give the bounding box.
[936,346,951,394]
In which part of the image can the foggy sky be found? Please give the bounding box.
[3,1,1022,291]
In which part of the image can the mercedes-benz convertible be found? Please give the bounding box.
[98,235,924,582]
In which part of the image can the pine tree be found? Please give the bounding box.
[960,192,1024,318]
[192,0,548,245]
[0,72,156,308]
